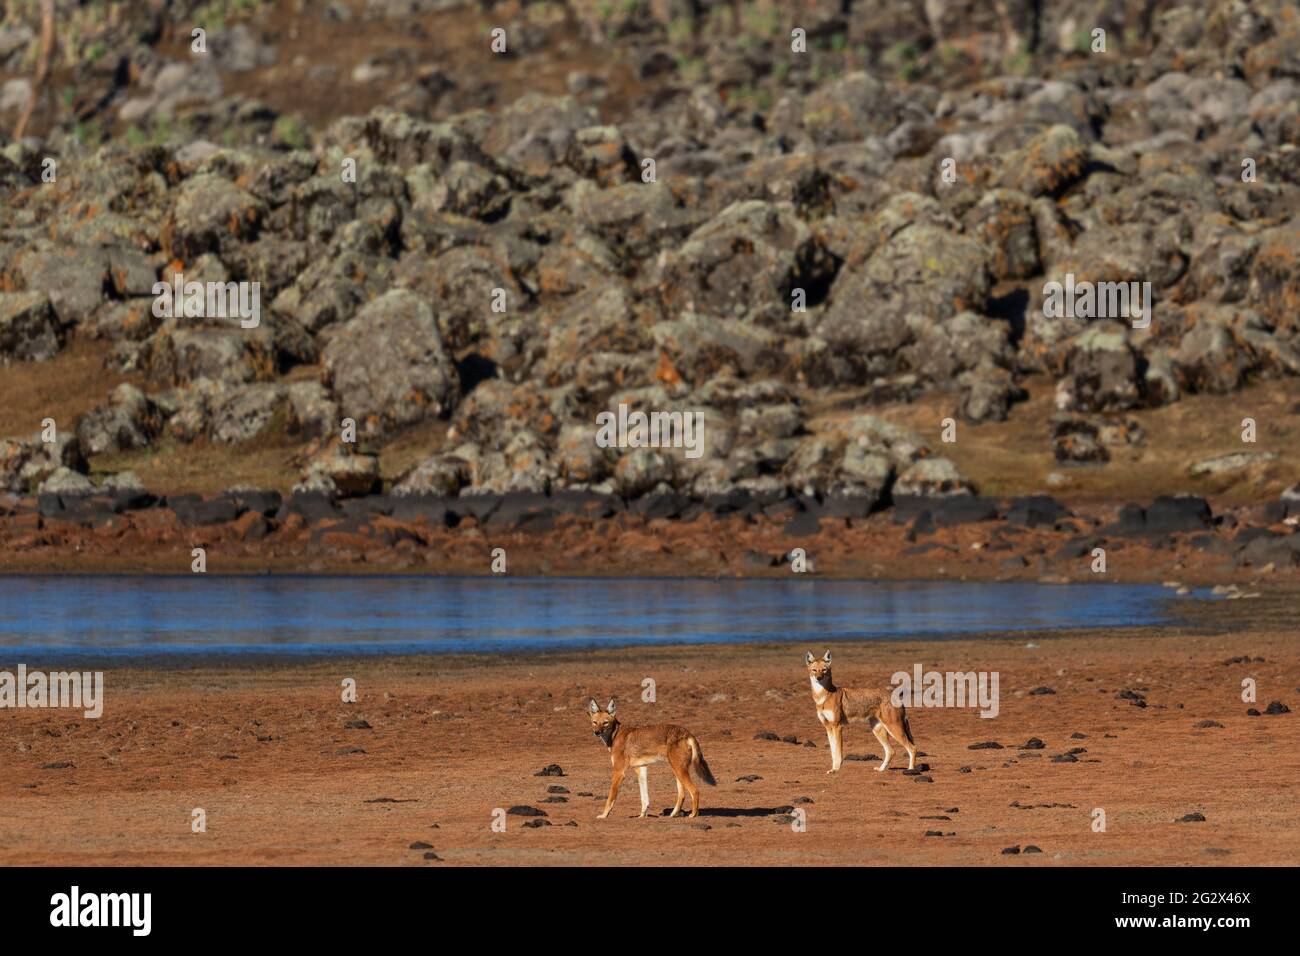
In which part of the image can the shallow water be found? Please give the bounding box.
[0,575,1193,660]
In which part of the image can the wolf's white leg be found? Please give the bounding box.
[824,723,838,773]
[637,766,650,818]
[886,722,917,770]
[873,722,893,772]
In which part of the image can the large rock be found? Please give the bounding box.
[892,457,975,497]
[143,325,276,387]
[1055,322,1141,412]
[652,313,786,383]
[209,383,284,443]
[299,447,381,498]
[996,125,1089,198]
[8,245,108,327]
[657,200,827,325]
[819,221,990,384]
[163,173,266,259]
[393,454,470,497]
[76,384,163,455]
[321,289,459,438]
[0,291,59,363]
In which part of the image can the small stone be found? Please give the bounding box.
[534,764,565,776]
[1178,812,1206,823]
[507,805,546,817]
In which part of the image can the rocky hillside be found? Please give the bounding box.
[1,0,1298,523]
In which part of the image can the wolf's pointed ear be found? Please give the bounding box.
[823,650,833,663]
[804,651,814,665]
[587,698,598,714]
[606,698,616,715]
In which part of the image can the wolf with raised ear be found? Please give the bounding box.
[587,697,716,819]
[804,650,917,773]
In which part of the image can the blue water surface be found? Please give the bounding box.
[0,575,1191,660]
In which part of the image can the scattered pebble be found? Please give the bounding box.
[534,764,565,777]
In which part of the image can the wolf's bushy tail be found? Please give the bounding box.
[901,712,916,747]
[691,738,717,786]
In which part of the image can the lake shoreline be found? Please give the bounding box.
[2,490,1298,589]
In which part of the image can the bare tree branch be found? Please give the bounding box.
[13,0,57,141]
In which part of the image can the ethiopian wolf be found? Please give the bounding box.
[805,650,917,773]
[587,698,716,819]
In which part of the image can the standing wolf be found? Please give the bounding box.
[805,650,917,773]
[587,698,716,819]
